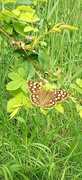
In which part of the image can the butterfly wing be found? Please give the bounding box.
[30,90,46,106]
[42,90,69,109]
[27,80,47,106]
[27,80,44,93]
[42,92,56,109]
[27,80,69,109]
[50,90,69,102]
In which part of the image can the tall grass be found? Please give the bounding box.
[0,0,82,179]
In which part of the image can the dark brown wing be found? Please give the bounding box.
[50,90,69,102]
[42,94,56,109]
[42,90,69,109]
[27,80,47,107]
[27,80,44,93]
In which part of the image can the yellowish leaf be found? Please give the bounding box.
[79,110,82,118]
[55,103,64,114]
[9,107,20,119]
[59,25,79,30]
[40,107,48,115]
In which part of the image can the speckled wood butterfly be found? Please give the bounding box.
[27,80,69,109]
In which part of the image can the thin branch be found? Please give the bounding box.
[0,26,52,77]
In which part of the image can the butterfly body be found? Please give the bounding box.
[27,80,69,109]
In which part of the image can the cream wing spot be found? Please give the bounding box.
[36,84,39,87]
[55,98,58,100]
[62,95,65,97]
[33,90,35,93]
[32,94,35,97]
[30,84,33,86]
[34,82,37,85]
[50,99,52,102]
[61,91,63,94]
[58,94,61,97]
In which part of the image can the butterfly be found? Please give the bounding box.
[27,80,69,109]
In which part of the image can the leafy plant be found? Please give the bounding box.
[0,0,81,119]
[0,1,82,180]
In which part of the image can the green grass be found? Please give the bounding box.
[0,0,82,179]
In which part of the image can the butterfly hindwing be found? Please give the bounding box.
[50,90,69,102]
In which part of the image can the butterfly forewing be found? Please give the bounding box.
[50,90,69,102]
[30,89,47,107]
[27,80,69,109]
[27,80,44,93]
[28,80,47,107]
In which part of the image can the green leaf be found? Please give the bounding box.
[22,95,33,109]
[24,25,33,32]
[12,20,27,36]
[15,0,31,4]
[18,9,40,23]
[79,110,82,118]
[18,13,32,23]
[21,80,28,93]
[53,23,62,28]
[76,104,82,112]
[2,10,17,18]
[10,164,22,172]
[12,9,20,16]
[31,14,40,22]
[33,27,39,32]
[25,61,35,79]
[7,80,21,90]
[9,107,20,119]
[4,25,13,34]
[18,67,25,77]
[7,91,23,112]
[26,11,35,19]
[16,117,26,124]
[59,25,79,30]
[70,83,82,94]
[52,27,61,32]
[40,107,48,115]
[14,57,24,68]
[76,78,82,88]
[55,103,64,114]
[70,83,77,89]
[38,49,50,70]
[11,89,22,96]
[76,104,82,118]
[44,83,57,91]
[39,41,47,46]
[17,6,33,11]
[8,73,21,80]
[0,13,7,20]
[76,87,82,94]
[4,0,15,4]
